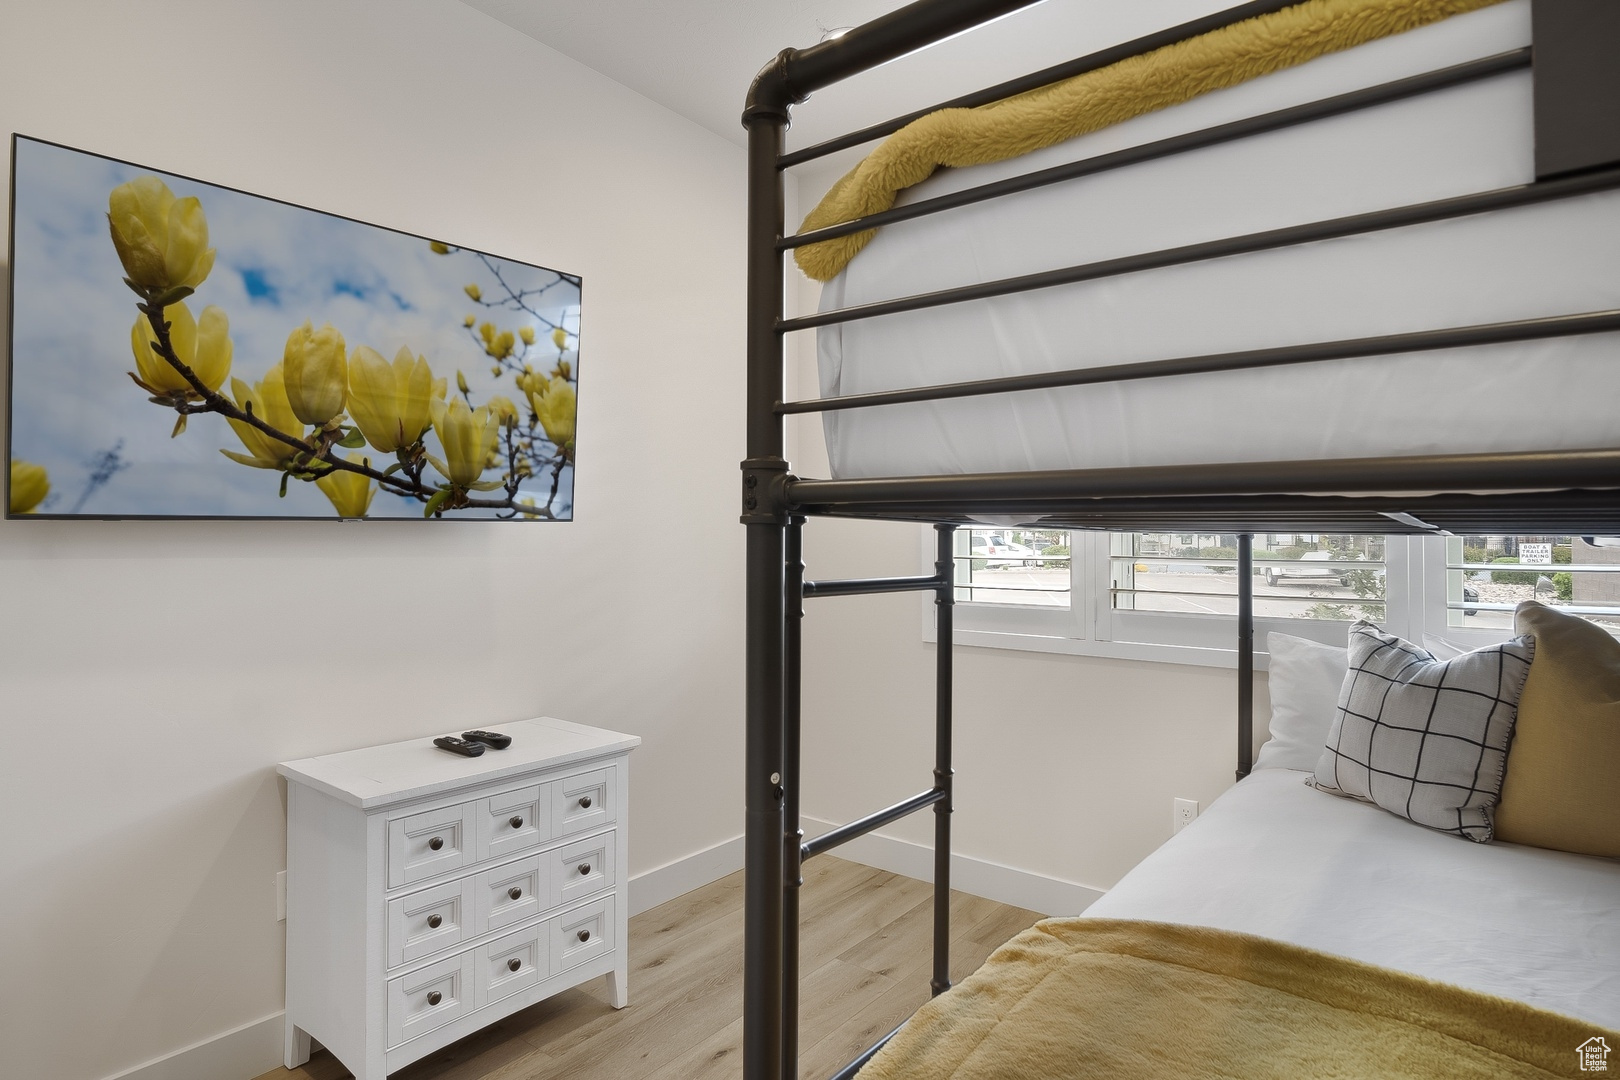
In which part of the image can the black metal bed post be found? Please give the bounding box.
[782,517,806,1080]
[1237,534,1254,781]
[932,525,956,996]
[742,58,791,1080]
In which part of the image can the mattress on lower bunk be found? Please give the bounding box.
[813,0,1620,481]
[1084,767,1620,1028]
[855,768,1620,1079]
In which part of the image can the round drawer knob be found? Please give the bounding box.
[509,816,524,829]
[427,914,442,930]
[426,991,442,1007]
[509,887,523,900]
[578,863,591,876]
[579,796,592,809]
[428,836,444,851]
[577,929,591,943]
[507,958,522,972]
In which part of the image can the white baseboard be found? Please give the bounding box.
[801,815,1104,917]
[101,1011,283,1080]
[628,833,746,916]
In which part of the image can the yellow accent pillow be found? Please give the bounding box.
[1494,601,1620,857]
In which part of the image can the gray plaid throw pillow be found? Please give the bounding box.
[1309,621,1534,841]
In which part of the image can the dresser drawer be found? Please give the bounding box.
[553,831,615,906]
[474,854,549,934]
[552,895,614,976]
[387,952,474,1048]
[554,768,614,837]
[387,878,475,968]
[476,923,548,1009]
[478,784,549,862]
[388,803,477,888]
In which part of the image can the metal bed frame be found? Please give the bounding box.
[739,2,1620,1078]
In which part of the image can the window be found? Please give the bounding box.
[1425,535,1620,646]
[953,529,1070,607]
[927,530,1619,665]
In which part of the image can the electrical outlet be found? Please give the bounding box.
[276,870,287,922]
[1173,798,1199,834]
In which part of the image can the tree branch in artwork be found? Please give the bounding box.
[107,177,577,519]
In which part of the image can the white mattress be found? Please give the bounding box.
[1083,767,1620,1028]
[814,0,1620,480]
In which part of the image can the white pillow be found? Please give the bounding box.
[1254,632,1348,773]
[1309,621,1535,841]
[1422,634,1467,661]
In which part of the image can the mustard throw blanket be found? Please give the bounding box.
[857,919,1615,1079]
[797,0,1505,281]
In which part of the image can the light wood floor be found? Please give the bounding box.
[256,856,1042,1080]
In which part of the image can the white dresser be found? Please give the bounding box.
[278,717,640,1080]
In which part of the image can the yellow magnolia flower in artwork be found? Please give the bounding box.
[514,367,542,397]
[9,460,49,514]
[429,241,450,255]
[527,376,576,452]
[282,322,348,427]
[551,327,568,351]
[518,326,535,346]
[463,315,476,328]
[316,454,375,518]
[464,283,482,302]
[477,322,515,361]
[222,364,306,469]
[456,369,470,395]
[429,397,501,487]
[485,394,519,427]
[130,301,232,396]
[107,175,216,293]
[347,346,437,453]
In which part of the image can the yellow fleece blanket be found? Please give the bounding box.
[796,0,1505,281]
[856,919,1616,1079]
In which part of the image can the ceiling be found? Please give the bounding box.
[461,0,1231,170]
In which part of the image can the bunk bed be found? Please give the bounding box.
[740,1,1620,1077]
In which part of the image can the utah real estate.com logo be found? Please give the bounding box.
[1580,1036,1612,1073]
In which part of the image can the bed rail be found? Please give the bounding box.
[777,0,1304,167]
[782,47,1530,248]
[780,164,1620,333]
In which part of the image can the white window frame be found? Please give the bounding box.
[921,531,1509,667]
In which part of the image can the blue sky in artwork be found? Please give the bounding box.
[239,267,280,304]
[8,136,580,520]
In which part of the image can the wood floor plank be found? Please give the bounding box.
[796,957,899,1048]
[252,857,1044,1080]
[962,900,1046,952]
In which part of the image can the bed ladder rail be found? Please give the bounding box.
[801,788,948,861]
[1237,534,1255,782]
[803,573,947,597]
[780,521,957,1080]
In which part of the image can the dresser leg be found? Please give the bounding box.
[607,962,629,1009]
[284,1021,311,1069]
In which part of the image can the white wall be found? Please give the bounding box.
[0,3,744,1078]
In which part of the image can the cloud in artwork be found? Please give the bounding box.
[8,136,580,519]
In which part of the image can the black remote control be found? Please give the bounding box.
[434,736,486,757]
[462,730,512,750]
